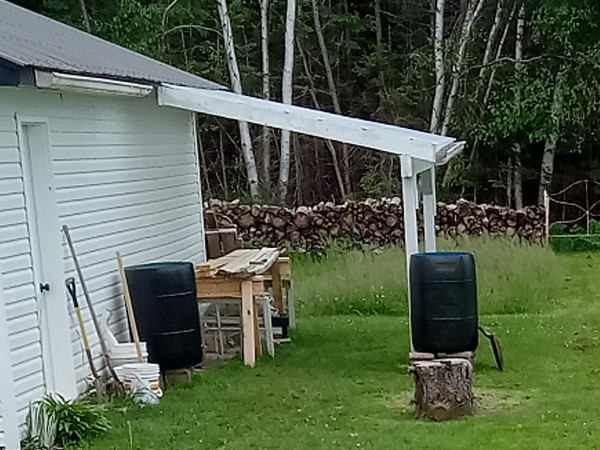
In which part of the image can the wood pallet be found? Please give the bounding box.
[199,297,275,359]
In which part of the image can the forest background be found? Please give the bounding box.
[12,0,600,207]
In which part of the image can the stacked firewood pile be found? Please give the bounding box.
[206,198,545,251]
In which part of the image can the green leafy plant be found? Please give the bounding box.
[21,402,58,450]
[22,394,110,448]
[41,395,110,447]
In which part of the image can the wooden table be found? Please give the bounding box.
[195,248,291,366]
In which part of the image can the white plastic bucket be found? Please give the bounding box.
[117,363,162,397]
[110,344,149,367]
[112,354,148,367]
[103,315,148,366]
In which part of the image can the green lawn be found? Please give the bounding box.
[84,239,600,449]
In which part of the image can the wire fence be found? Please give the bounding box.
[545,180,600,251]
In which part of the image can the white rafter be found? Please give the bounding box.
[157,84,464,164]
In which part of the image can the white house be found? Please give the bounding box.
[0,2,223,448]
[0,1,464,449]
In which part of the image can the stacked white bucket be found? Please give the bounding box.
[104,319,162,396]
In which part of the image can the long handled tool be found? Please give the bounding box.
[66,278,104,397]
[478,327,504,371]
[62,225,122,389]
[116,252,144,362]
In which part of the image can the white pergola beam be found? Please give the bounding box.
[158,85,460,163]
[157,83,467,359]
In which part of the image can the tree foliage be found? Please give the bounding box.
[12,0,600,206]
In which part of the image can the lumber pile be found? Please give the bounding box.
[206,198,545,251]
[196,248,280,278]
[204,210,243,259]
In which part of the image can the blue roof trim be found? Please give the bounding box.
[0,58,19,86]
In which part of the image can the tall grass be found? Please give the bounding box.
[292,236,567,316]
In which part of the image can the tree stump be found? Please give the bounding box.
[410,358,474,421]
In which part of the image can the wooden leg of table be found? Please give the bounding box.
[241,280,256,366]
[272,261,285,314]
[287,283,296,329]
[253,298,262,357]
[261,299,275,357]
[215,304,225,356]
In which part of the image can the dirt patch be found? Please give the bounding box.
[475,388,531,414]
[384,388,530,418]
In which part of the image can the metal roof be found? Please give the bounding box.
[0,0,224,90]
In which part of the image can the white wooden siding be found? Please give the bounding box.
[0,87,205,429]
[0,258,21,450]
[0,113,47,428]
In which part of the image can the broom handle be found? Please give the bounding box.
[67,278,100,380]
[62,225,122,388]
[117,252,144,362]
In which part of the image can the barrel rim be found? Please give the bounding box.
[411,251,473,258]
[125,261,194,271]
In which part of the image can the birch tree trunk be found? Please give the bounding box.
[538,72,565,204]
[79,0,92,32]
[278,0,297,204]
[481,0,504,72]
[260,0,272,193]
[506,157,513,207]
[218,128,229,198]
[440,0,486,188]
[196,117,214,200]
[483,3,516,105]
[217,0,260,200]
[512,3,525,210]
[311,0,351,194]
[440,0,486,136]
[297,38,346,199]
[293,134,304,205]
[374,0,383,47]
[538,142,556,206]
[466,0,506,168]
[429,0,446,133]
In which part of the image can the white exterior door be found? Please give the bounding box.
[18,117,77,398]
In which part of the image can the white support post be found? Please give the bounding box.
[401,155,419,353]
[544,190,550,246]
[421,166,437,252]
[401,155,419,268]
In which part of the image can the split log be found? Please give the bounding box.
[294,206,311,229]
[410,358,474,421]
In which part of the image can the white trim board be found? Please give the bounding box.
[17,116,78,399]
[157,85,464,163]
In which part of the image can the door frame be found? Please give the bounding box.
[17,115,77,398]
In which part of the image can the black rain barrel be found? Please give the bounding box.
[409,252,478,354]
[125,262,202,370]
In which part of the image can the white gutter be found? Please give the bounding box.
[34,71,153,97]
